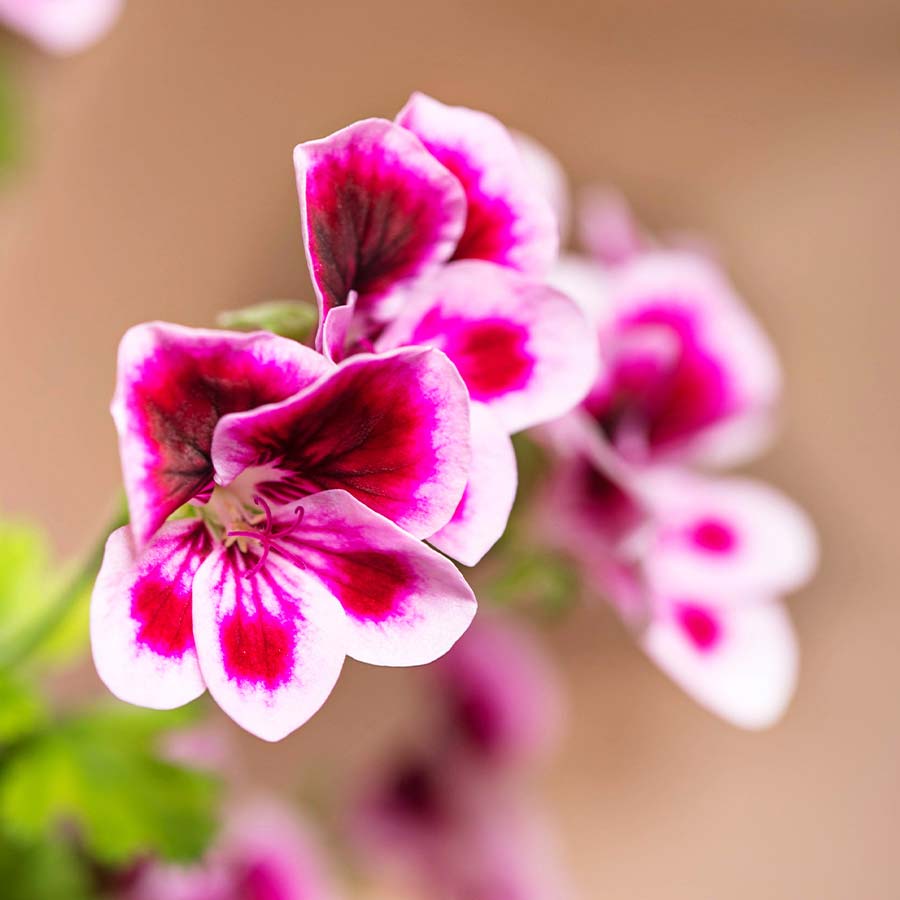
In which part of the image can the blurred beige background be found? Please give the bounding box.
[2,1,899,896]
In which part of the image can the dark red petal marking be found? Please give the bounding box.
[300,121,464,315]
[216,553,299,691]
[297,548,413,623]
[590,305,730,454]
[676,603,722,653]
[130,523,211,658]
[409,310,534,401]
[230,355,455,530]
[690,517,738,554]
[119,326,327,542]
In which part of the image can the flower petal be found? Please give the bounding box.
[0,0,122,54]
[397,93,558,276]
[90,519,211,710]
[376,260,598,433]
[641,597,797,730]
[643,470,818,597]
[428,403,517,567]
[212,347,471,538]
[294,117,466,339]
[577,185,648,266]
[113,322,331,546]
[275,491,477,667]
[191,543,346,742]
[512,130,571,247]
[594,251,782,465]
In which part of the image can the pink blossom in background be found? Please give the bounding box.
[541,424,817,728]
[351,617,571,899]
[125,799,340,900]
[91,322,477,741]
[432,616,566,768]
[554,250,781,469]
[0,0,121,54]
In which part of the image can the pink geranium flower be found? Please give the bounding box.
[432,616,565,768]
[551,249,781,468]
[542,425,817,728]
[124,798,340,900]
[351,618,571,899]
[0,0,121,54]
[91,322,477,741]
[295,94,599,564]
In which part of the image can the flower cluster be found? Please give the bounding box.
[351,616,571,900]
[529,175,819,727]
[90,94,597,740]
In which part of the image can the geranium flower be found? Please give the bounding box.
[123,798,340,900]
[542,424,817,728]
[91,322,476,741]
[432,616,565,768]
[294,92,559,345]
[551,249,781,468]
[0,0,122,54]
[296,96,598,564]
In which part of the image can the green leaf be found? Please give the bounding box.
[0,522,57,661]
[0,834,92,900]
[0,672,47,745]
[489,551,581,620]
[217,299,318,342]
[0,58,20,174]
[0,704,220,866]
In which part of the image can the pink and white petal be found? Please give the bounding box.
[212,346,471,538]
[547,254,611,327]
[641,597,798,730]
[397,93,558,277]
[320,304,354,363]
[643,471,819,597]
[512,130,572,247]
[577,185,648,266]
[192,544,346,742]
[90,520,211,710]
[294,117,466,336]
[276,490,477,667]
[0,0,121,54]
[376,260,598,433]
[113,321,331,546]
[428,403,516,567]
[601,251,782,464]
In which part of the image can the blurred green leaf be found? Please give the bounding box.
[489,550,581,620]
[217,299,318,342]
[0,672,47,745]
[0,704,220,866]
[0,59,19,174]
[0,521,57,661]
[0,834,92,900]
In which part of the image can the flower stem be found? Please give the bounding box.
[0,503,129,671]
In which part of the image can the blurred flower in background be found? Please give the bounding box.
[0,0,121,55]
[521,153,819,727]
[124,799,340,900]
[350,615,572,900]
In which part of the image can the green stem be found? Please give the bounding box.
[0,504,128,670]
